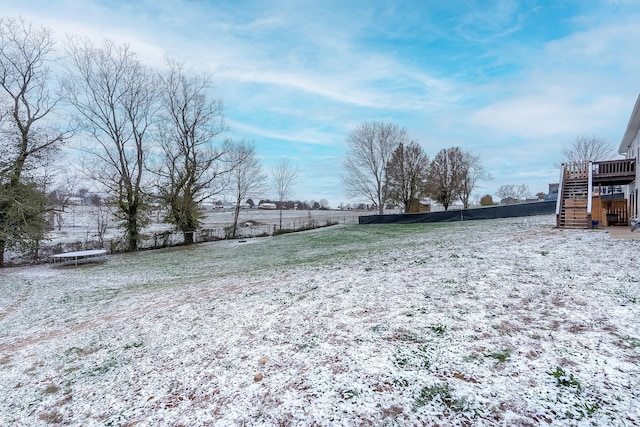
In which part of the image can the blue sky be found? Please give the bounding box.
[6,0,640,205]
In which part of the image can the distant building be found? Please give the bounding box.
[408,198,431,213]
[501,197,521,205]
[67,196,84,206]
[258,202,277,210]
[544,183,559,201]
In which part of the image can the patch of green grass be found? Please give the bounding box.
[462,353,482,363]
[574,401,600,418]
[621,274,639,283]
[90,358,120,376]
[414,382,480,415]
[484,349,511,362]
[123,341,143,350]
[342,388,363,400]
[392,345,431,370]
[405,306,430,317]
[548,366,582,392]
[393,377,410,387]
[392,328,424,343]
[293,334,322,351]
[623,336,640,348]
[371,324,388,333]
[414,383,454,408]
[560,399,601,420]
[430,324,447,336]
[451,396,477,414]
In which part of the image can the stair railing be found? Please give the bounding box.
[565,161,587,179]
[587,161,593,218]
[556,163,566,226]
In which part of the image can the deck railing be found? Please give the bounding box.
[592,159,635,179]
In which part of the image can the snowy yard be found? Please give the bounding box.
[0,215,639,425]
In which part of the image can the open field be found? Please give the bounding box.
[48,206,363,244]
[1,215,639,425]
[6,207,364,265]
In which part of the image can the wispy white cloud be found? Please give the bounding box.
[4,0,640,201]
[467,13,640,141]
[452,0,527,42]
[225,119,339,147]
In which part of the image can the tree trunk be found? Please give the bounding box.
[33,241,40,263]
[231,204,241,238]
[127,212,139,252]
[0,240,5,268]
[128,234,138,252]
[184,231,194,245]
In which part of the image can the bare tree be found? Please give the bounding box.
[0,18,71,267]
[458,150,486,209]
[426,147,465,211]
[272,158,298,230]
[343,121,408,215]
[153,60,227,244]
[62,37,157,252]
[46,169,81,231]
[515,184,531,199]
[496,184,530,202]
[384,142,430,213]
[562,135,615,164]
[92,197,112,248]
[225,139,266,238]
[495,185,514,201]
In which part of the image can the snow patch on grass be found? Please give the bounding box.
[1,215,639,425]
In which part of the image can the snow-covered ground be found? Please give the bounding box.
[1,214,639,425]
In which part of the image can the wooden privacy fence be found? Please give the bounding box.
[591,198,629,226]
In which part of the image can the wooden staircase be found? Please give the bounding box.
[559,179,589,228]
[557,164,590,228]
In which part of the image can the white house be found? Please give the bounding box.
[618,93,640,219]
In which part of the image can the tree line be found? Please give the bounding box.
[0,18,489,267]
[343,121,486,215]
[341,128,618,213]
[0,18,278,266]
